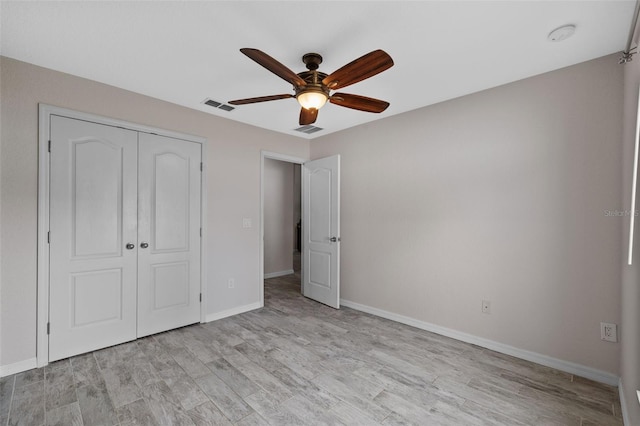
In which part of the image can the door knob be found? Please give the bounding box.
[140,242,149,249]
[330,236,340,242]
[126,243,135,250]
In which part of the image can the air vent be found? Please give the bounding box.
[204,99,221,108]
[203,98,235,112]
[294,125,323,134]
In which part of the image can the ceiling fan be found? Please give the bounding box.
[228,48,394,126]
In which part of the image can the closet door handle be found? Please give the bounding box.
[140,242,149,249]
[126,243,135,250]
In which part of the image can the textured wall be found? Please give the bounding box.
[621,50,640,424]
[311,54,623,375]
[264,158,294,275]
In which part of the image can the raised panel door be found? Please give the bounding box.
[49,116,138,361]
[302,155,340,308]
[136,133,201,337]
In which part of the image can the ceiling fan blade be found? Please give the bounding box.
[240,48,307,87]
[299,107,318,125]
[228,94,294,105]
[330,93,390,113]
[322,50,394,90]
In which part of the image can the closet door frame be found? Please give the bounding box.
[37,104,208,368]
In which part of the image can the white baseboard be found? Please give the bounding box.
[264,270,294,279]
[205,301,262,323]
[341,298,619,387]
[619,379,630,425]
[0,357,37,377]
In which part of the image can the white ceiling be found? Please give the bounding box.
[1,1,635,139]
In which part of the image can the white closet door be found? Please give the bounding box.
[137,133,202,337]
[49,116,138,361]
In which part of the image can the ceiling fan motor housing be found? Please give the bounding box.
[302,52,323,70]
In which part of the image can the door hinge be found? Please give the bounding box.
[199,293,202,302]
[47,322,50,335]
[200,228,202,237]
[47,231,50,244]
[200,162,203,172]
[48,140,51,152]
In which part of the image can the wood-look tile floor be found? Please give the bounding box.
[1,269,623,425]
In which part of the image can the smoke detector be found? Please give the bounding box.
[548,25,576,42]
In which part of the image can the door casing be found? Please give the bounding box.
[260,151,341,309]
[37,104,208,367]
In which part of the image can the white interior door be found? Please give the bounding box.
[49,116,138,361]
[137,133,202,337]
[302,155,340,308]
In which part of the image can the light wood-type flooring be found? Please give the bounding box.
[0,267,623,425]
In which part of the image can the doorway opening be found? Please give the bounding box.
[260,152,305,307]
[263,158,302,296]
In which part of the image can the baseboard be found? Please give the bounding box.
[205,301,262,323]
[0,357,37,377]
[619,379,630,425]
[340,298,619,387]
[264,270,294,279]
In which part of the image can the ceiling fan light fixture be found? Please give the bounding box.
[297,90,328,110]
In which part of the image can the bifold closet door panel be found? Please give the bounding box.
[49,116,138,361]
[136,133,202,337]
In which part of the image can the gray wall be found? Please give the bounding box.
[264,158,294,275]
[311,54,623,375]
[293,165,301,251]
[0,57,309,367]
[621,50,640,425]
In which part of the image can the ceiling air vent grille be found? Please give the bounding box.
[294,125,323,134]
[203,98,235,112]
[204,99,221,108]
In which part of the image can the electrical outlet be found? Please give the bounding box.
[482,300,491,314]
[600,322,617,342]
[242,218,252,228]
[228,278,235,289]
